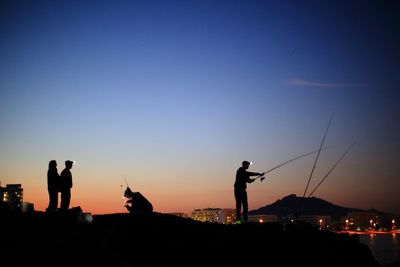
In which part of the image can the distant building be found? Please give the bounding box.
[21,202,35,213]
[343,211,399,231]
[248,214,278,223]
[0,184,23,211]
[191,208,236,224]
[167,213,189,218]
[297,215,331,229]
[191,208,220,223]
[218,209,236,224]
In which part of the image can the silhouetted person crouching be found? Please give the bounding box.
[124,187,153,213]
[60,160,74,211]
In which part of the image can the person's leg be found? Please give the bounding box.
[60,191,66,210]
[64,189,71,210]
[48,190,58,210]
[47,190,52,210]
[234,189,241,221]
[242,191,248,222]
[53,191,58,209]
[60,190,71,210]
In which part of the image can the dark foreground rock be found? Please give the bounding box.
[0,211,383,267]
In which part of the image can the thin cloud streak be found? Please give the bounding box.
[286,79,368,88]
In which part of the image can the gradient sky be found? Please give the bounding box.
[1,0,399,215]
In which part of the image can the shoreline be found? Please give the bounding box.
[335,230,400,235]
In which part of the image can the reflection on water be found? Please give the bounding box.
[358,233,400,265]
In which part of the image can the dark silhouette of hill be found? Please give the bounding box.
[0,210,385,267]
[249,194,364,219]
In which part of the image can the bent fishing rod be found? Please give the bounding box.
[253,147,330,182]
[307,142,356,198]
[296,113,335,217]
[297,113,334,216]
[302,113,334,198]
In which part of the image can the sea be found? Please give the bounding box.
[358,233,400,266]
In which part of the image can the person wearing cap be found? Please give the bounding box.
[60,160,74,211]
[234,161,263,223]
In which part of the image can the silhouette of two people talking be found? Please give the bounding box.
[47,160,74,212]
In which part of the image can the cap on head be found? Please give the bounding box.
[124,187,134,197]
[242,161,251,167]
[65,160,74,166]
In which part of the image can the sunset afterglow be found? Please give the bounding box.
[1,0,399,215]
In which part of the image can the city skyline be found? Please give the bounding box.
[1,0,399,215]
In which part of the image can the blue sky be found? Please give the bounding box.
[1,0,399,214]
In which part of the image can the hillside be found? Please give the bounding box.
[0,211,382,267]
[249,194,364,219]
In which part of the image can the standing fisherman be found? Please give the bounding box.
[60,160,74,211]
[234,161,264,223]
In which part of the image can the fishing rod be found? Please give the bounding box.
[123,177,130,187]
[301,113,334,198]
[296,113,334,217]
[307,142,356,198]
[120,175,130,188]
[253,147,330,182]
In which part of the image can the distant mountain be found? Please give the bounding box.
[249,194,365,219]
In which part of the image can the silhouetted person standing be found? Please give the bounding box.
[47,160,60,211]
[234,161,263,223]
[60,160,74,211]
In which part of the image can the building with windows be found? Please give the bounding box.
[0,183,23,211]
[218,208,236,224]
[191,208,236,224]
[342,211,399,231]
